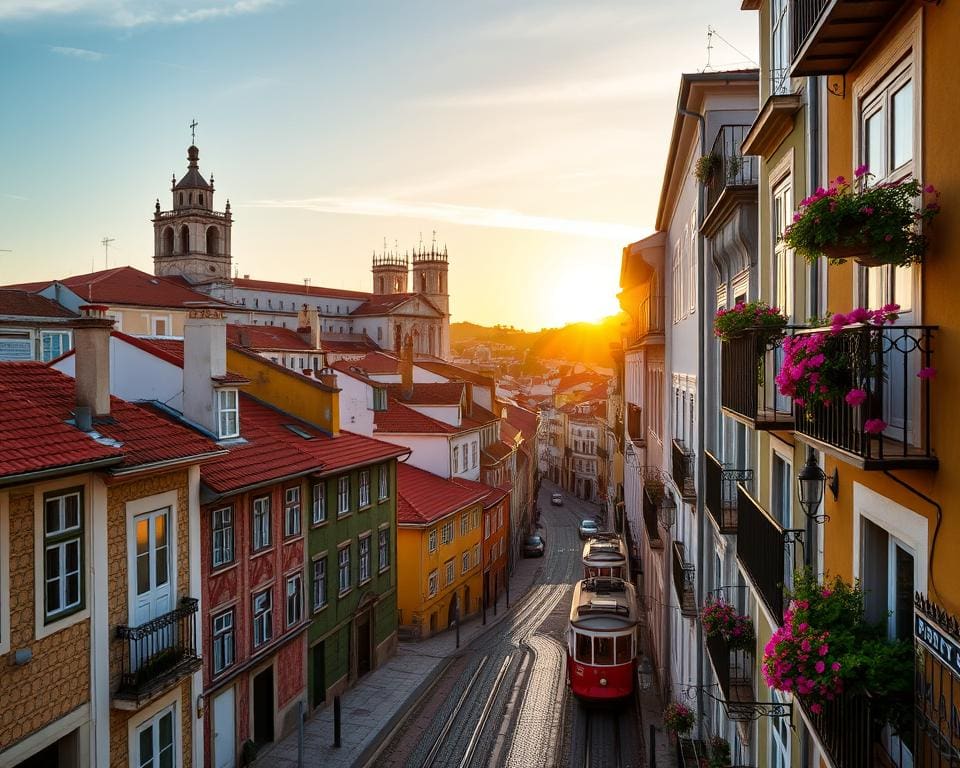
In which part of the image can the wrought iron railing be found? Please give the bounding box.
[720,328,797,429]
[672,439,696,502]
[672,541,697,617]
[705,125,759,215]
[791,324,937,469]
[736,486,803,625]
[791,0,831,58]
[643,482,663,550]
[638,294,665,337]
[705,451,753,535]
[115,597,201,704]
[155,208,229,220]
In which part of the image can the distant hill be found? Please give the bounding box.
[450,315,624,368]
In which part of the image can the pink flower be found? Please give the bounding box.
[918,367,937,379]
[831,662,841,672]
[818,644,829,656]
[810,703,823,715]
[845,388,867,407]
[815,660,826,673]
[864,418,887,434]
[793,212,802,222]
[925,183,936,194]
[885,234,894,242]
[855,164,869,178]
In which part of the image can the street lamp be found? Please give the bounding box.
[658,491,677,529]
[638,656,654,691]
[797,450,837,521]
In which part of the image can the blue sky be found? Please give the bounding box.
[0,0,758,329]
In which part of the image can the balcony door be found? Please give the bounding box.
[772,177,794,414]
[133,507,173,627]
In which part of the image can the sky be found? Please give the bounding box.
[0,0,759,330]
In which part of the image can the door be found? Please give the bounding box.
[356,612,372,677]
[133,508,172,625]
[137,707,176,768]
[213,688,236,768]
[312,642,326,708]
[252,667,274,744]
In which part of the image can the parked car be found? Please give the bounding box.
[578,519,600,540]
[523,534,546,558]
[551,492,563,506]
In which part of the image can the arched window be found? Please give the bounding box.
[199,192,204,206]
[206,226,220,256]
[162,227,174,256]
[179,192,183,206]
[189,193,193,205]
[420,273,427,293]
[395,279,401,292]
[179,225,190,253]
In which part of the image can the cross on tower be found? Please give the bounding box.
[190,119,198,145]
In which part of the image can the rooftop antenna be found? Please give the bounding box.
[704,26,715,72]
[431,229,436,250]
[190,118,198,145]
[304,277,311,288]
[101,236,115,269]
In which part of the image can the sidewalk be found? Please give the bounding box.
[252,552,545,768]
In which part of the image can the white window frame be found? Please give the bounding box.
[462,551,469,575]
[445,559,455,586]
[252,496,271,552]
[460,513,469,537]
[286,572,303,628]
[471,442,478,468]
[441,521,454,545]
[42,487,84,624]
[378,525,390,573]
[337,475,350,516]
[428,570,438,597]
[211,505,233,568]
[338,544,352,595]
[770,0,790,96]
[150,314,172,336]
[358,470,371,509]
[134,703,178,768]
[284,487,301,538]
[252,588,272,648]
[312,481,326,525]
[378,464,389,500]
[40,329,72,362]
[359,536,371,584]
[452,446,459,473]
[428,529,437,553]
[216,388,239,439]
[212,608,235,675]
[313,554,328,611]
[472,544,480,568]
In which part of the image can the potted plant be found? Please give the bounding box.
[701,596,756,652]
[663,701,695,741]
[708,735,732,768]
[714,300,788,344]
[694,152,722,185]
[774,304,902,422]
[782,165,940,267]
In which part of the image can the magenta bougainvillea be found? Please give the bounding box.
[701,596,755,652]
[663,701,695,735]
[714,300,788,343]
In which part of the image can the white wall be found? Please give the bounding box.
[333,372,376,436]
[406,404,460,427]
[377,433,451,477]
[449,431,481,481]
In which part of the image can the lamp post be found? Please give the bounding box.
[797,450,826,520]
[658,492,677,530]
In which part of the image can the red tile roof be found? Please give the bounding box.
[397,463,488,525]
[0,363,221,479]
[387,382,465,406]
[504,403,538,442]
[374,396,457,435]
[481,441,514,463]
[349,352,401,374]
[415,360,495,388]
[227,324,313,351]
[0,290,77,319]
[319,336,382,353]
[5,266,229,310]
[350,293,442,317]
[450,478,510,508]
[232,277,370,301]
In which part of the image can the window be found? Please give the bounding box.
[358,470,371,508]
[428,570,438,597]
[44,489,83,620]
[212,609,235,674]
[337,476,350,516]
[284,487,301,537]
[575,632,592,663]
[471,509,480,529]
[211,506,233,567]
[372,388,387,411]
[378,528,390,572]
[441,521,454,545]
[594,636,614,665]
[461,449,467,473]
[313,556,327,610]
[771,0,790,95]
[472,544,480,567]
[471,442,478,468]
[252,496,271,552]
[772,178,795,321]
[312,482,326,525]
[460,513,469,536]
[484,515,491,541]
[216,388,239,439]
[359,536,371,583]
[40,331,71,362]
[452,446,459,472]
[253,589,272,647]
[445,559,455,585]
[378,464,389,500]
[136,706,175,768]
[462,551,469,574]
[286,573,303,627]
[428,529,437,553]
[338,545,351,594]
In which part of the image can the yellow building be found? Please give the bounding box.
[395,463,486,638]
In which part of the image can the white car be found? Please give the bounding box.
[551,493,563,506]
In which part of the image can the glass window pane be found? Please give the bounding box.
[892,80,913,170]
[139,726,154,767]
[594,636,614,665]
[865,109,885,179]
[137,550,150,595]
[576,632,592,663]
[46,498,61,535]
[64,493,79,529]
[615,635,633,664]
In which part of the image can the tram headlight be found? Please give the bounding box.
[600,677,607,686]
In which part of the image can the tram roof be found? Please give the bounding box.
[581,536,628,565]
[569,577,638,629]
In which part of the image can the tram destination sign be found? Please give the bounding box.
[916,611,960,678]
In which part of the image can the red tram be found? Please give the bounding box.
[581,534,628,579]
[566,576,639,703]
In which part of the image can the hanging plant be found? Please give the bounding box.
[708,736,732,768]
[726,154,745,183]
[694,152,722,185]
[782,166,941,268]
[663,701,696,735]
[701,596,756,652]
[714,301,788,344]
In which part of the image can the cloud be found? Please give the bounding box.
[243,196,645,243]
[0,0,280,27]
[49,45,103,61]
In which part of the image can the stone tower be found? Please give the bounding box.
[371,249,408,295]
[411,242,449,317]
[153,145,233,284]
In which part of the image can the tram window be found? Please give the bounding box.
[576,633,592,663]
[594,636,614,665]
[615,635,632,664]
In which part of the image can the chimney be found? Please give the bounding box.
[74,304,113,419]
[317,367,338,388]
[311,307,323,350]
[183,305,227,434]
[400,334,414,400]
[296,304,311,333]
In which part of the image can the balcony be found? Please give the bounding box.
[638,294,665,339]
[626,403,644,445]
[792,324,938,471]
[114,598,202,709]
[672,541,697,617]
[736,487,804,625]
[672,439,696,503]
[790,0,903,77]
[702,125,759,233]
[720,329,795,430]
[643,482,664,550]
[706,630,758,722]
[705,451,753,535]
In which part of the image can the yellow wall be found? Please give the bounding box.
[107,306,188,337]
[397,502,483,637]
[226,347,339,434]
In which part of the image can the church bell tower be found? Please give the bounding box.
[153,141,233,284]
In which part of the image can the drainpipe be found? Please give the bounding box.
[679,104,708,738]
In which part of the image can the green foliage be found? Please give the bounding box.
[694,152,722,184]
[663,701,695,735]
[713,300,788,344]
[708,736,732,768]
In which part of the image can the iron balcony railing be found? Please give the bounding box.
[736,486,803,625]
[115,597,201,706]
[720,328,797,430]
[672,439,696,502]
[705,451,753,535]
[672,541,697,617]
[705,125,759,215]
[790,0,900,77]
[792,324,937,470]
[791,0,831,56]
[643,482,664,550]
[638,294,665,338]
[705,630,756,721]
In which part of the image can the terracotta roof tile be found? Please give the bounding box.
[374,396,456,435]
[349,352,401,374]
[397,463,488,525]
[232,277,370,301]
[386,382,464,406]
[350,293,442,317]
[450,477,510,508]
[227,324,313,351]
[0,290,77,319]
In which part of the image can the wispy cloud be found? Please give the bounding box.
[243,196,644,243]
[49,45,103,61]
[2,192,29,201]
[0,0,280,27]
